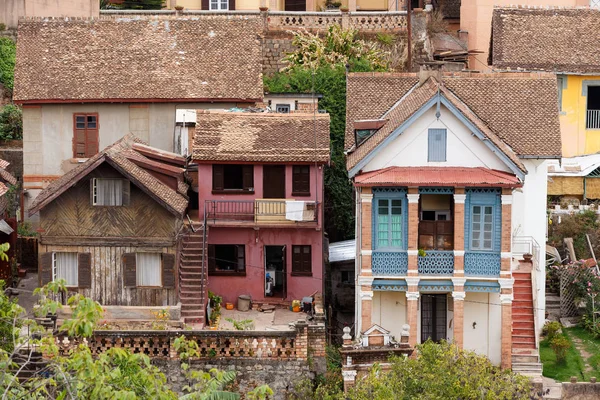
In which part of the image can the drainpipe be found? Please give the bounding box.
[355,186,361,337]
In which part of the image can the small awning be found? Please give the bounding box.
[0,219,13,235]
[419,280,454,292]
[354,167,521,188]
[464,281,500,293]
[372,279,407,291]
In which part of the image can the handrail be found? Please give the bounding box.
[513,236,541,272]
[531,267,540,350]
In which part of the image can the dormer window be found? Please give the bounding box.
[353,119,388,147]
[355,129,375,146]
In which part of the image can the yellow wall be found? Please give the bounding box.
[560,75,600,157]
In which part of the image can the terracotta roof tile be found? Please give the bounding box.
[491,7,600,73]
[355,166,521,188]
[193,112,330,163]
[29,134,188,216]
[14,16,263,102]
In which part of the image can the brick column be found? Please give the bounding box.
[451,277,466,349]
[360,287,373,333]
[361,189,373,276]
[500,293,513,369]
[501,191,513,279]
[454,190,466,277]
[406,277,420,347]
[342,370,357,392]
[407,190,420,276]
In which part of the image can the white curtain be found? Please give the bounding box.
[56,253,78,286]
[96,179,123,206]
[136,253,161,286]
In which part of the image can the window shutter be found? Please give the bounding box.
[74,129,86,158]
[242,165,254,190]
[40,252,53,286]
[229,0,235,10]
[236,245,245,272]
[427,128,447,162]
[123,253,137,287]
[78,253,92,288]
[86,128,99,157]
[212,165,224,191]
[201,0,209,9]
[90,178,95,205]
[302,246,312,273]
[208,245,216,272]
[162,253,175,288]
[122,180,131,206]
[292,247,301,273]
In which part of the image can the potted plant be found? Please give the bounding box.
[325,0,342,10]
[208,291,222,329]
[174,5,184,11]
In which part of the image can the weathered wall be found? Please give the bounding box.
[262,31,296,75]
[0,0,99,29]
[562,382,600,400]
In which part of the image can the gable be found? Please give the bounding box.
[362,105,513,174]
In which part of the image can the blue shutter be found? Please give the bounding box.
[428,129,447,162]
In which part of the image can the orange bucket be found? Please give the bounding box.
[225,303,234,310]
[292,305,301,312]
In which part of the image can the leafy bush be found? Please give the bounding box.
[0,104,22,140]
[0,37,15,91]
[17,221,37,237]
[543,321,563,341]
[0,279,24,353]
[548,210,600,261]
[550,334,571,364]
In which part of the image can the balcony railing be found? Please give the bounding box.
[587,109,600,130]
[464,252,501,277]
[418,251,454,275]
[372,251,408,275]
[205,200,318,224]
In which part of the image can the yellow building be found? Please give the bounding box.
[491,7,600,201]
[168,0,434,11]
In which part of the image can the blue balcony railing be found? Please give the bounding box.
[464,252,501,277]
[418,251,454,275]
[372,251,408,275]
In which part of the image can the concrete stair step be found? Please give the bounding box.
[513,328,535,336]
[512,354,539,363]
[513,321,535,329]
[513,342,537,349]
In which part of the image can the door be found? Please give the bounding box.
[285,0,306,11]
[421,294,447,343]
[264,245,287,299]
[263,165,286,199]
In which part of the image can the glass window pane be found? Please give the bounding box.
[483,240,492,249]
[55,252,78,286]
[473,214,481,223]
[391,214,402,247]
[76,115,85,129]
[378,199,389,207]
[136,253,161,286]
[87,115,97,128]
[472,239,479,248]
[220,0,228,9]
[484,231,492,240]
[484,206,493,215]
[473,206,481,214]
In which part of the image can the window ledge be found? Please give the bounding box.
[209,272,247,277]
[291,272,313,277]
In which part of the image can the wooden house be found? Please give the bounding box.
[28,135,188,307]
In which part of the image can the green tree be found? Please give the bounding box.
[0,37,15,91]
[0,104,23,140]
[349,341,532,400]
[116,0,165,9]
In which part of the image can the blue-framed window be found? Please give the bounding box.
[465,189,501,253]
[373,188,407,251]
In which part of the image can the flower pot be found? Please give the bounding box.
[293,306,301,312]
[225,302,234,310]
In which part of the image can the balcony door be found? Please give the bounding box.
[263,165,286,199]
[418,194,454,250]
[421,294,447,343]
[264,245,287,299]
[285,0,306,11]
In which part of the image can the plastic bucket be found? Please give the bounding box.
[237,295,251,312]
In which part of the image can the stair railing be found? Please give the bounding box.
[531,267,540,351]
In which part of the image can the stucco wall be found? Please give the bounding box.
[560,75,600,157]
[371,291,407,340]
[361,106,511,173]
[462,292,501,365]
[0,0,99,29]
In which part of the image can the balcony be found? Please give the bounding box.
[372,251,408,275]
[464,252,501,277]
[204,200,318,227]
[418,250,454,275]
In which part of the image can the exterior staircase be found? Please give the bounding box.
[512,271,543,377]
[179,223,207,326]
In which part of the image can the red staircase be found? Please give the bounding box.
[179,224,207,325]
[512,271,536,349]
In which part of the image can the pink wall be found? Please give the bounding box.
[197,162,326,304]
[207,227,324,304]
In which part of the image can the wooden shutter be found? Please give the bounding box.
[78,253,92,288]
[73,114,86,158]
[73,114,99,158]
[229,0,235,9]
[162,253,175,288]
[208,245,216,273]
[236,245,245,273]
[201,0,209,9]
[428,128,447,162]
[292,245,311,275]
[242,165,253,191]
[123,253,137,287]
[302,246,312,274]
[212,165,224,191]
[292,166,310,195]
[40,252,53,286]
[122,180,131,206]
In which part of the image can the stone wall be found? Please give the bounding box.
[262,31,296,75]
[562,381,600,400]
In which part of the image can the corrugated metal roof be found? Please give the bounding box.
[355,167,521,188]
[329,239,356,263]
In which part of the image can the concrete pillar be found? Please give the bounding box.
[451,290,465,349]
[360,288,373,332]
[361,190,373,275]
[500,293,513,370]
[407,190,420,275]
[454,190,466,277]
[406,278,420,347]
[347,0,357,12]
[501,191,513,279]
[342,370,357,392]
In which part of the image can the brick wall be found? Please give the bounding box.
[262,31,296,76]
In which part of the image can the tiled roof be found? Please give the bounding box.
[0,159,17,186]
[491,7,600,73]
[29,134,188,216]
[14,16,263,103]
[345,72,562,171]
[354,167,521,188]
[193,111,330,163]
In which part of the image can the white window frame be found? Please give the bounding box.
[210,0,229,10]
[470,205,494,251]
[53,252,79,287]
[92,178,124,206]
[136,253,162,287]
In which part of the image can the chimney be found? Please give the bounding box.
[419,62,444,86]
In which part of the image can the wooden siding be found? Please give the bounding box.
[39,163,181,243]
[39,244,178,307]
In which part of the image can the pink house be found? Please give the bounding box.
[191,111,330,305]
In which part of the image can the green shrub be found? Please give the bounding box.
[0,37,15,91]
[0,23,6,31]
[17,221,37,237]
[550,334,571,363]
[0,104,22,140]
[543,321,563,341]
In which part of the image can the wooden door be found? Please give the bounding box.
[281,245,287,299]
[421,294,447,343]
[263,165,286,199]
[285,0,306,11]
